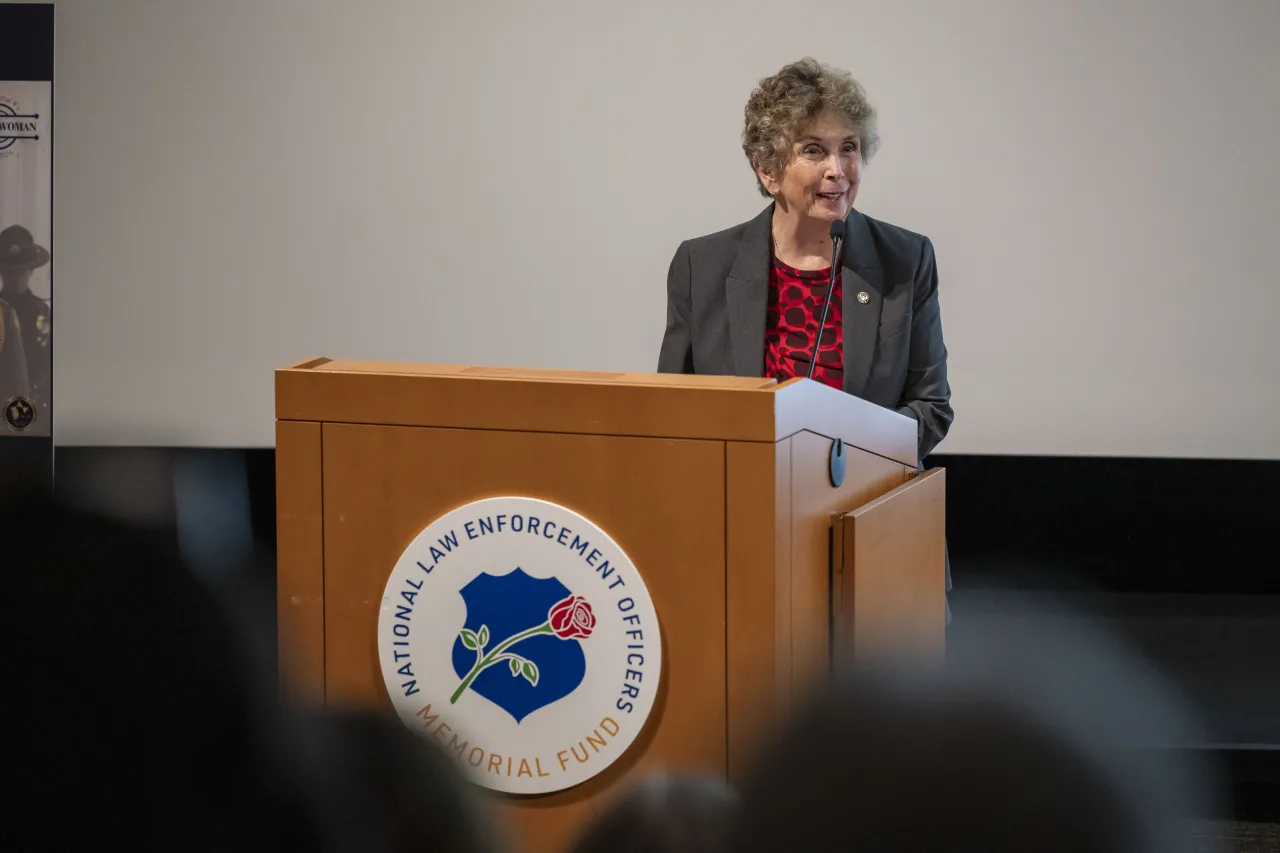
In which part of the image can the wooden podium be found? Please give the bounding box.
[275,358,946,853]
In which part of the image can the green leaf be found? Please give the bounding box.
[509,658,521,676]
[521,660,539,687]
[477,625,490,649]
[460,629,479,651]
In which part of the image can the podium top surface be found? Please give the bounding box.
[276,359,916,465]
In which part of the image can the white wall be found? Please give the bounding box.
[46,0,1280,456]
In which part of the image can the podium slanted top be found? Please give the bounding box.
[276,359,915,465]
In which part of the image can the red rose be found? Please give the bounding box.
[548,594,595,640]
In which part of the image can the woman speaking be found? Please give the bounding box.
[657,58,953,462]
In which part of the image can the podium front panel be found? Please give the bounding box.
[317,422,727,853]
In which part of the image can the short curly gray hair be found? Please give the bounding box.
[742,58,881,198]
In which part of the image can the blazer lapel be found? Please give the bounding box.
[725,206,774,378]
[841,209,884,398]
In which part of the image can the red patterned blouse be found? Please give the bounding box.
[763,257,844,390]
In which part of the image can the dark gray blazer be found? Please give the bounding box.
[657,205,954,461]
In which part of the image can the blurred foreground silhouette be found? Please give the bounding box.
[2,485,1228,852]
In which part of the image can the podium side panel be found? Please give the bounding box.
[276,420,326,702]
[788,433,910,706]
[725,440,789,785]
[842,468,947,665]
[320,423,727,853]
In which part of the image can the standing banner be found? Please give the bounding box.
[0,4,54,486]
[0,80,52,436]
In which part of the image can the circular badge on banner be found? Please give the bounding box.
[4,396,35,431]
[378,496,662,795]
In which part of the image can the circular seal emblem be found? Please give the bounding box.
[4,396,35,431]
[378,496,662,795]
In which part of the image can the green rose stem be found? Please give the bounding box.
[450,623,554,704]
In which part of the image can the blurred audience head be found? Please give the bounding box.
[731,605,1224,853]
[2,487,502,853]
[3,486,309,849]
[284,706,506,853]
[569,772,739,853]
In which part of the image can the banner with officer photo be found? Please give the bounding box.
[0,79,52,437]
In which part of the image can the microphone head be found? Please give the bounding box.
[829,219,846,240]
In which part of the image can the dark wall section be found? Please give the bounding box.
[929,454,1279,594]
[51,448,1279,597]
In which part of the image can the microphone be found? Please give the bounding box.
[806,218,846,381]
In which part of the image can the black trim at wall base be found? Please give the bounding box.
[927,454,1280,594]
[42,448,1278,597]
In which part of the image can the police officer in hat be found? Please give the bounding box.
[0,294,29,410]
[0,225,50,415]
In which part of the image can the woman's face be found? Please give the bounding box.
[759,111,862,226]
